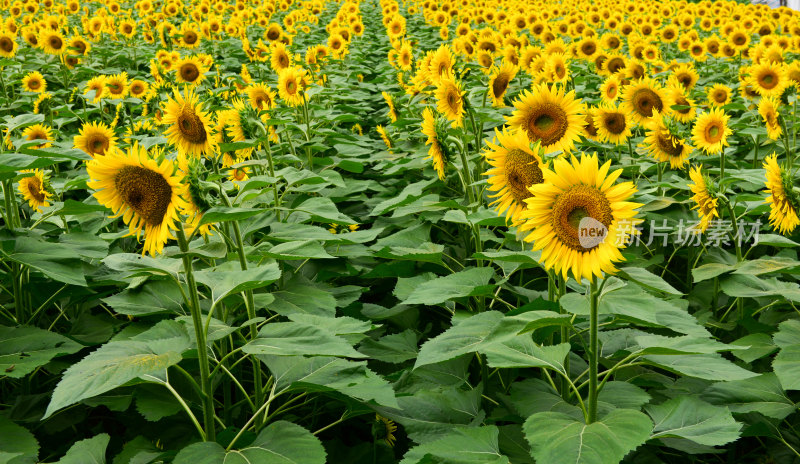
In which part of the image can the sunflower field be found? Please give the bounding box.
[6,0,800,462]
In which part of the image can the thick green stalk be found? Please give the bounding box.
[558,275,569,401]
[177,224,216,442]
[587,280,599,424]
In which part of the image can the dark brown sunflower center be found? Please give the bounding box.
[48,36,63,49]
[109,83,122,94]
[492,74,509,98]
[581,42,596,55]
[28,79,40,90]
[674,96,690,114]
[525,103,569,147]
[184,31,198,44]
[180,63,200,82]
[607,37,620,48]
[733,34,745,45]
[267,29,280,40]
[504,148,543,204]
[603,113,626,134]
[26,130,46,141]
[677,73,692,87]
[87,134,110,155]
[114,166,172,226]
[631,88,663,118]
[712,90,727,103]
[286,80,297,94]
[177,107,207,144]
[656,132,684,157]
[131,83,144,95]
[0,37,13,52]
[551,185,614,251]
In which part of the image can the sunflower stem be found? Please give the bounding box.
[262,135,281,219]
[627,137,634,165]
[558,274,570,401]
[176,223,216,442]
[752,135,760,169]
[587,279,599,424]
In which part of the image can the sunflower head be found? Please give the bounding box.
[518,153,641,282]
[373,414,398,448]
[22,71,46,93]
[688,165,719,233]
[643,111,693,169]
[483,127,545,225]
[507,83,584,154]
[162,86,218,158]
[434,71,465,128]
[692,108,731,155]
[74,121,117,157]
[621,77,666,124]
[763,153,800,235]
[592,103,632,146]
[18,169,52,212]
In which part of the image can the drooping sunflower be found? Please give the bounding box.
[0,31,18,58]
[246,83,276,111]
[688,165,719,233]
[277,66,307,107]
[592,104,633,146]
[21,71,46,93]
[421,107,447,180]
[21,123,53,148]
[373,414,398,448]
[748,62,790,97]
[483,127,544,225]
[73,121,117,157]
[174,56,207,86]
[763,153,800,235]
[18,169,51,212]
[162,87,217,158]
[220,98,257,159]
[434,72,465,128]
[643,111,693,169]
[507,83,584,154]
[105,72,130,99]
[621,77,666,124]
[382,91,398,123]
[518,153,641,282]
[87,143,189,256]
[270,42,292,73]
[376,125,392,149]
[707,84,732,107]
[428,44,455,85]
[692,108,731,155]
[487,62,518,107]
[759,96,782,140]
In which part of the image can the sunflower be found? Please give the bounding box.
[246,83,276,111]
[518,153,641,282]
[129,79,149,99]
[87,143,188,256]
[382,91,398,123]
[643,111,693,169]
[435,72,465,128]
[428,44,455,85]
[666,85,696,124]
[621,77,666,124]
[373,414,398,448]
[692,108,731,155]
[221,98,257,159]
[759,96,782,140]
[421,107,447,180]
[106,72,130,99]
[763,153,800,235]
[487,62,517,107]
[21,71,46,93]
[483,127,544,225]
[688,165,719,233]
[376,125,392,149]
[85,75,107,102]
[671,63,699,90]
[270,42,292,73]
[592,104,633,146]
[227,166,250,184]
[18,169,51,212]
[173,56,207,86]
[39,29,66,55]
[0,31,18,58]
[397,41,413,71]
[508,83,584,154]
[74,121,117,157]
[162,87,217,158]
[707,84,732,107]
[600,75,621,103]
[21,124,53,149]
[748,62,790,97]
[277,66,307,107]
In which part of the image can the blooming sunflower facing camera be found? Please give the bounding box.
[622,77,666,124]
[277,66,307,107]
[162,87,217,158]
[18,169,51,212]
[483,127,544,225]
[763,153,800,235]
[87,144,189,256]
[508,83,583,154]
[74,121,117,157]
[592,104,632,146]
[519,153,641,282]
[692,108,731,155]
